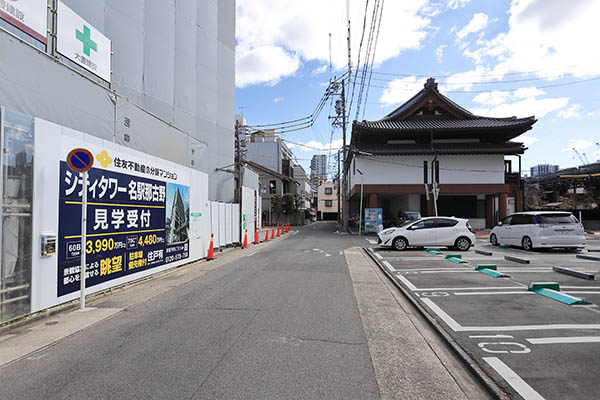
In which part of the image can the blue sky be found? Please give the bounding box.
[235,0,600,177]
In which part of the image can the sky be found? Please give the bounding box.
[234,0,600,178]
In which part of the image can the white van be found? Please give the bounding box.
[489,211,586,251]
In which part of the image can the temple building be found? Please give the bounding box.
[348,78,536,230]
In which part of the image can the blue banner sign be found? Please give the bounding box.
[364,208,383,233]
[57,161,190,296]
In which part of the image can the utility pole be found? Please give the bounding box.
[337,149,341,222]
[234,120,243,242]
[341,80,348,231]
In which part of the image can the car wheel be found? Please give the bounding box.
[454,236,471,251]
[522,236,533,251]
[490,233,498,246]
[392,237,408,251]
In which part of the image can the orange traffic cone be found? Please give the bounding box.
[207,233,215,260]
[271,227,275,240]
[254,228,259,245]
[262,220,265,229]
[286,224,289,233]
[242,229,248,249]
[277,223,280,237]
[264,229,269,242]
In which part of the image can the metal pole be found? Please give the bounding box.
[337,149,341,222]
[359,175,364,236]
[341,80,348,231]
[80,171,87,309]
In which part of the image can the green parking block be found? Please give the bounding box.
[447,257,467,264]
[480,269,509,278]
[475,264,497,271]
[427,249,443,255]
[499,244,510,249]
[444,254,462,259]
[528,282,591,305]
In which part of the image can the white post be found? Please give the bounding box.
[359,175,364,236]
[80,171,87,309]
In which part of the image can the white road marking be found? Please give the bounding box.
[375,253,383,259]
[526,336,600,345]
[483,357,546,400]
[420,298,600,332]
[382,260,397,273]
[325,254,331,257]
[339,251,343,255]
[313,248,320,252]
[454,291,533,296]
[469,335,514,339]
[414,286,526,291]
[396,275,418,291]
[365,238,377,244]
[247,252,257,257]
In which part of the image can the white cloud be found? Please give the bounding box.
[513,87,546,99]
[561,139,594,152]
[236,0,431,87]
[435,45,447,62]
[379,76,427,107]
[472,90,510,106]
[519,135,539,146]
[447,0,472,10]
[456,13,489,40]
[459,0,600,79]
[471,96,568,118]
[557,104,582,119]
[289,139,344,152]
[273,97,285,103]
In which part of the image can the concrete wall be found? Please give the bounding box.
[350,155,505,190]
[0,0,235,202]
[246,141,281,174]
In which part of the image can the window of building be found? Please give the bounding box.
[325,187,333,195]
[325,200,333,207]
[269,180,276,194]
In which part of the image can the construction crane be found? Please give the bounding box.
[583,152,591,164]
[572,148,586,165]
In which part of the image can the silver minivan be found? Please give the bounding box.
[490,211,586,250]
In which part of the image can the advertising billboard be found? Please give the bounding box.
[364,208,383,233]
[0,0,47,43]
[56,1,111,82]
[57,146,190,296]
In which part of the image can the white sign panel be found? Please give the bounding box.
[0,0,47,43]
[56,1,111,82]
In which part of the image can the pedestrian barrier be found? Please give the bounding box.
[576,254,600,262]
[475,250,493,256]
[504,255,530,264]
[528,282,591,305]
[552,266,595,280]
[475,264,509,278]
[242,229,248,249]
[207,233,215,260]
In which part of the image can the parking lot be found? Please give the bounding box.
[366,236,600,400]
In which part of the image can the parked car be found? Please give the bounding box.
[377,216,476,251]
[489,211,586,251]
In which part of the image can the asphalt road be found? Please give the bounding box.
[1,222,379,399]
[370,237,600,400]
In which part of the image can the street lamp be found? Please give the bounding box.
[357,168,364,236]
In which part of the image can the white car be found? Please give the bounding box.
[489,211,586,251]
[377,217,476,251]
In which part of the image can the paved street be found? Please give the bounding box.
[0,222,488,400]
[368,236,600,400]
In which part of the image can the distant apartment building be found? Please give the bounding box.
[310,154,327,187]
[530,164,559,176]
[317,182,340,221]
[244,133,297,177]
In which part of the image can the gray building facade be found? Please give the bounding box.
[530,164,559,177]
[0,0,236,201]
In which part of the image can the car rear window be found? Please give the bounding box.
[538,213,578,225]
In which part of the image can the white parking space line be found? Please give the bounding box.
[454,291,533,296]
[414,286,526,291]
[365,238,377,244]
[526,336,600,345]
[420,298,600,332]
[375,253,383,259]
[382,260,397,272]
[396,274,417,291]
[469,335,514,339]
[483,357,546,400]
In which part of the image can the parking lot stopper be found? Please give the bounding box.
[475,264,497,271]
[552,266,595,280]
[528,282,591,305]
[576,254,600,262]
[528,282,560,291]
[499,244,510,249]
[475,249,493,256]
[504,255,530,264]
[479,268,509,278]
[447,257,467,264]
[427,249,442,255]
[445,254,462,259]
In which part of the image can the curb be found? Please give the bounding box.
[362,247,508,400]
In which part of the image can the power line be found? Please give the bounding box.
[361,0,384,120]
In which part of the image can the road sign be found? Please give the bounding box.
[66,148,94,172]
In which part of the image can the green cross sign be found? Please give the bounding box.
[76,25,97,57]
